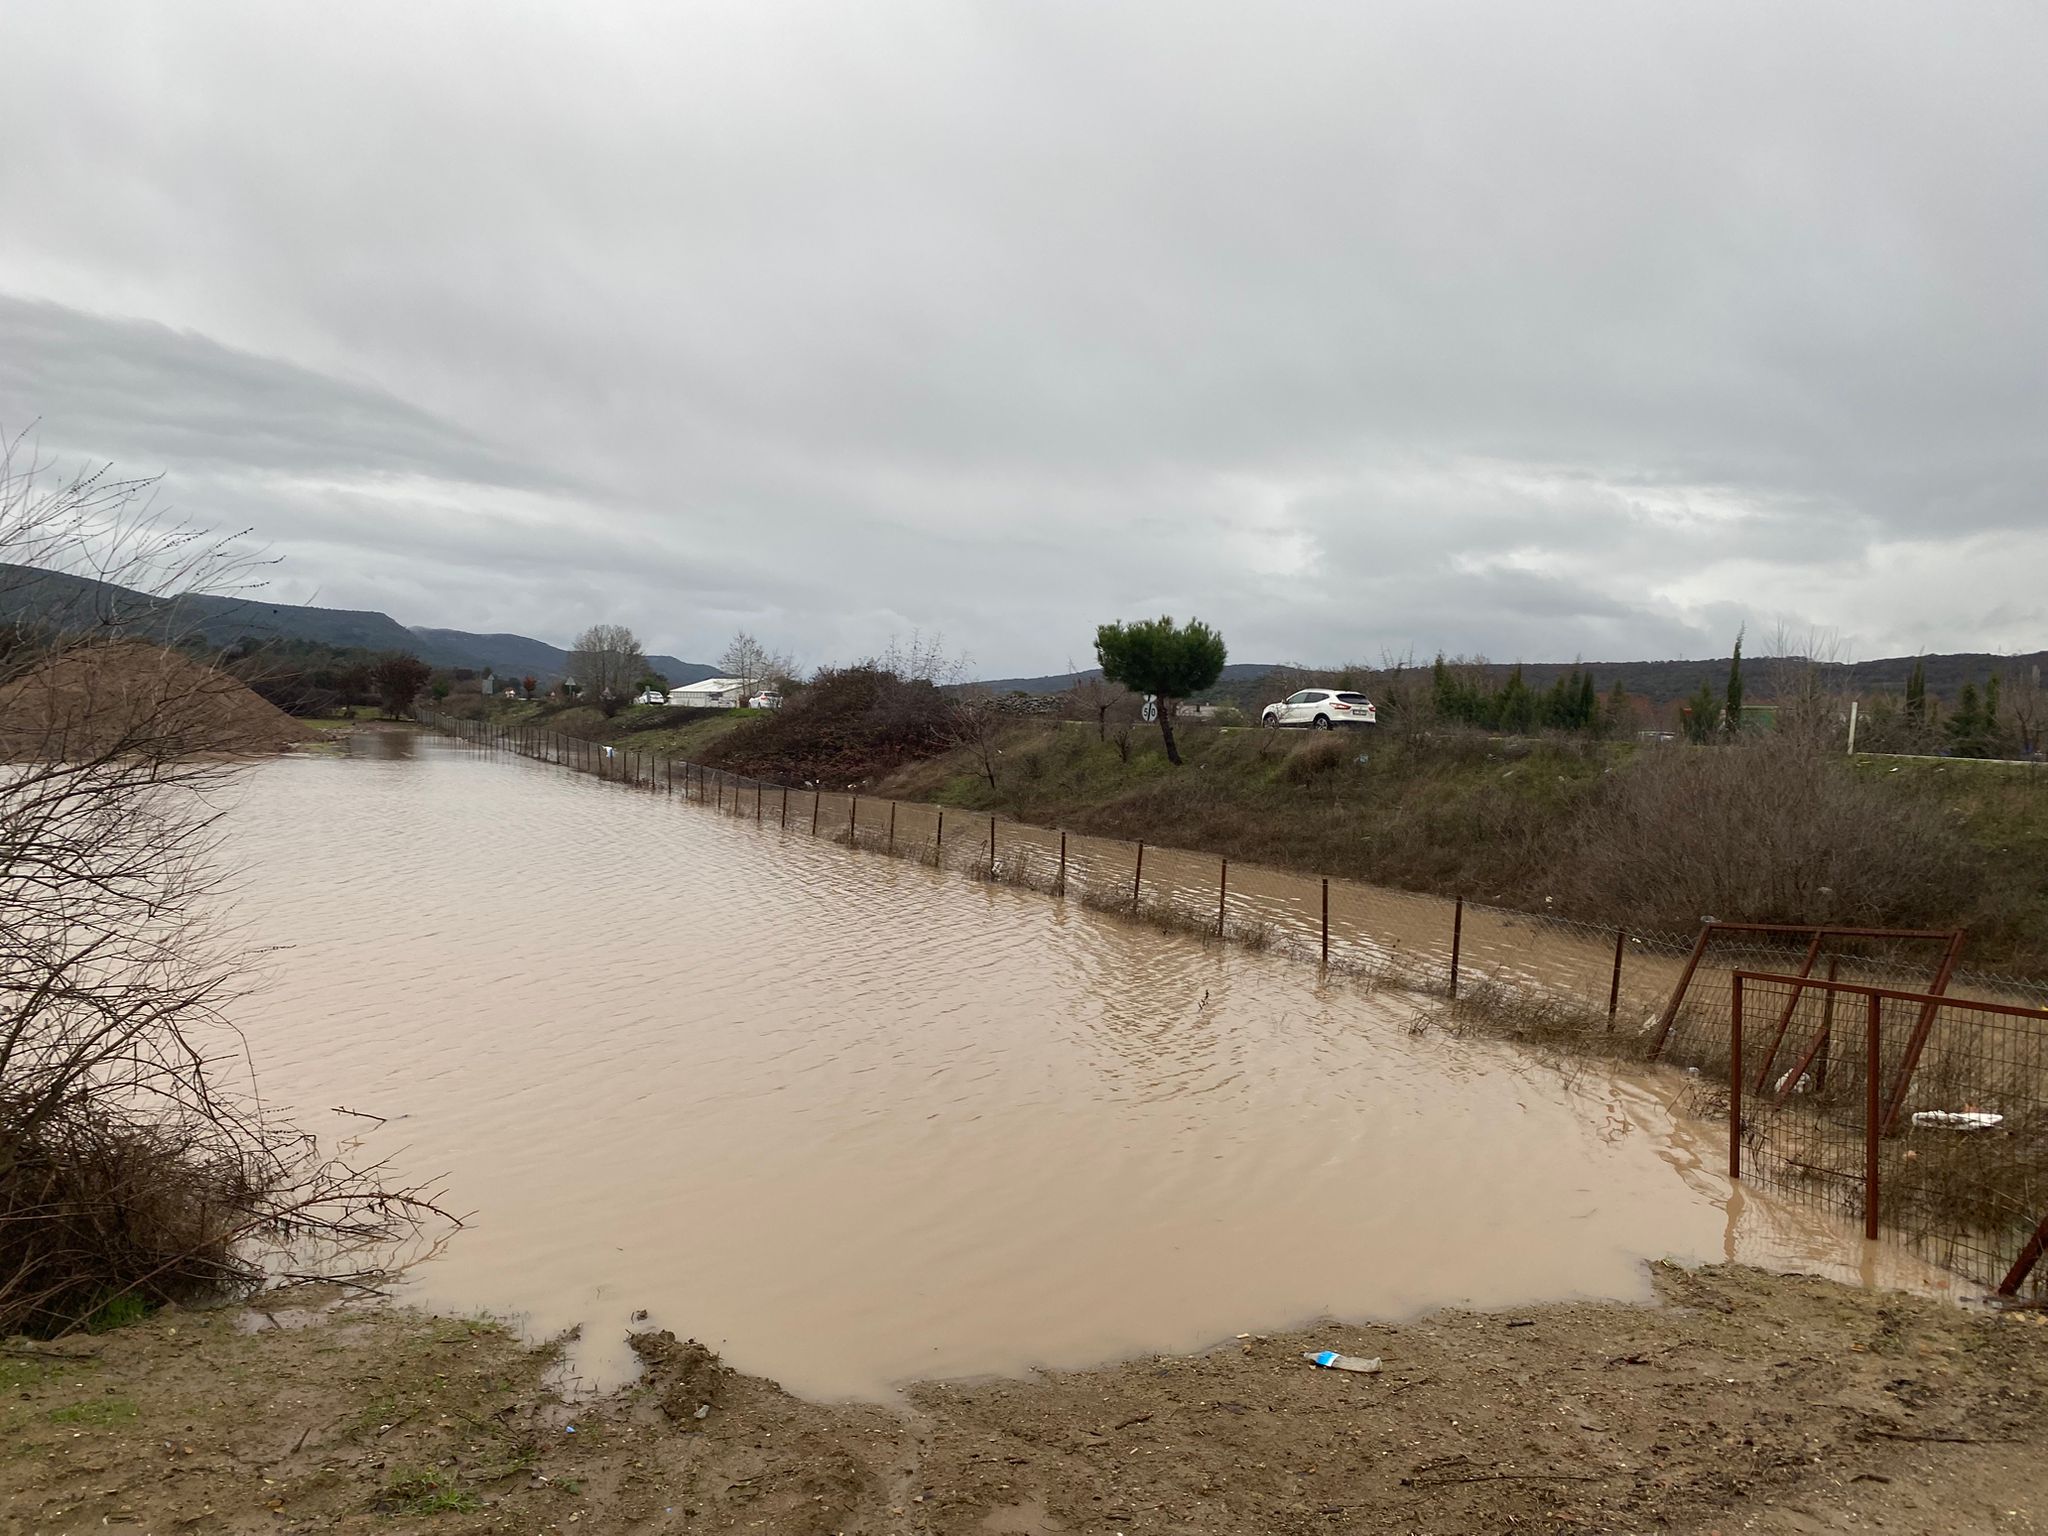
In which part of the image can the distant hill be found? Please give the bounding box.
[978,651,2047,707]
[0,563,715,684]
[977,662,1283,695]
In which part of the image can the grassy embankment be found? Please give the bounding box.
[447,691,2048,976]
[878,722,2048,976]
[437,695,762,759]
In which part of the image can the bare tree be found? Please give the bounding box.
[1064,671,1138,741]
[874,629,965,686]
[719,629,794,704]
[2005,659,2045,759]
[0,430,444,1336]
[567,623,645,717]
[1763,621,1850,748]
[950,688,1005,790]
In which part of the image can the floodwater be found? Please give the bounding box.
[217,731,1949,1399]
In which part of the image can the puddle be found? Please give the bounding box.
[216,735,1960,1399]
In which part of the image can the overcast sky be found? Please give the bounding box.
[3,3,2043,675]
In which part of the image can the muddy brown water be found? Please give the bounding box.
[217,731,1954,1399]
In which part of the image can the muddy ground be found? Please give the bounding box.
[5,1264,2046,1535]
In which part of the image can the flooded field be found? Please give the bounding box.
[217,730,1948,1400]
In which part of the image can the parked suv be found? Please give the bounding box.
[1260,689,1377,729]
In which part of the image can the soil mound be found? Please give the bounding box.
[0,640,318,758]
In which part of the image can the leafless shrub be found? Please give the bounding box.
[1063,672,1139,742]
[1280,735,1348,784]
[1551,733,1977,934]
[0,432,445,1336]
[949,689,1005,792]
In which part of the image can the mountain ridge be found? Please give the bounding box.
[0,564,716,684]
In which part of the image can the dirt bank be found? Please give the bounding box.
[6,1264,2046,1534]
[0,640,318,757]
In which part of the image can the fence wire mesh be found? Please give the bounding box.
[422,712,2048,1295]
[1721,974,2048,1299]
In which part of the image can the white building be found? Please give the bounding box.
[667,677,748,709]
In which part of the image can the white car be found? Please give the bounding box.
[1261,689,1377,728]
[747,692,783,710]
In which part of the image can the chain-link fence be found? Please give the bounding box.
[1717,972,2048,1299]
[419,712,2048,1295]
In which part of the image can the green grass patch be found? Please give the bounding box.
[383,1466,481,1515]
[82,1293,153,1333]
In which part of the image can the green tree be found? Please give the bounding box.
[1093,615,1227,766]
[1947,681,1987,757]
[1682,678,1719,743]
[1602,678,1630,737]
[1496,665,1535,734]
[1576,670,1598,732]
[1724,629,1745,735]
[1905,658,1927,725]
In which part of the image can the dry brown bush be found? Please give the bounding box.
[1552,733,1978,933]
[0,433,443,1336]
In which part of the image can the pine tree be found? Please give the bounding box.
[1576,672,1598,733]
[1497,666,1535,734]
[1604,679,1630,738]
[1683,678,1719,744]
[1905,658,1927,724]
[1724,629,1745,735]
[1947,682,1986,758]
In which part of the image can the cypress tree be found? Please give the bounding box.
[1905,658,1927,724]
[1724,630,1745,735]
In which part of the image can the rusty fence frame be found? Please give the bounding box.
[1649,921,1966,1130]
[1729,968,2048,1297]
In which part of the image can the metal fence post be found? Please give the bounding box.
[1729,974,1744,1180]
[1216,858,1228,938]
[1815,956,1839,1090]
[887,801,896,854]
[1131,841,1144,912]
[1056,831,1067,896]
[1648,925,1715,1060]
[850,794,859,842]
[1320,878,1329,968]
[936,808,944,854]
[1607,928,1626,1027]
[1449,896,1464,999]
[1865,991,1882,1240]
[988,815,996,874]
[756,783,762,824]
[1882,930,1966,1136]
[781,786,789,828]
[811,792,820,836]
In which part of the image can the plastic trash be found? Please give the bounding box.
[1911,1110,2004,1131]
[1775,1070,1814,1095]
[1302,1350,1382,1373]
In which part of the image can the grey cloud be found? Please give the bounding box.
[0,2,2043,672]
[0,296,556,493]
